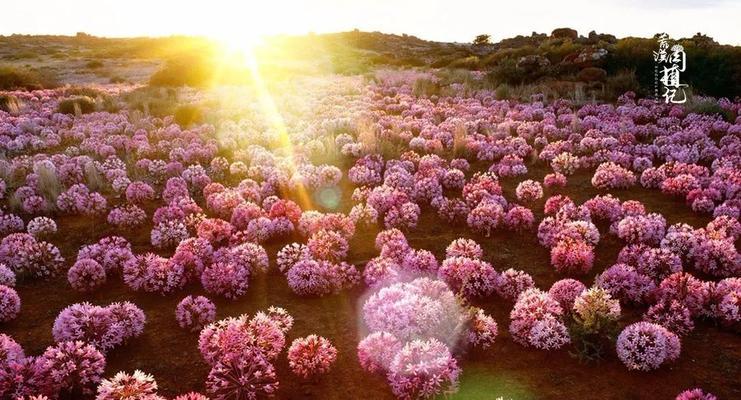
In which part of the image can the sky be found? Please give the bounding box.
[3,0,740,45]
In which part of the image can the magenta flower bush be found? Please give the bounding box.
[205,349,279,400]
[287,335,338,379]
[96,370,159,400]
[67,259,107,292]
[548,279,587,312]
[52,302,145,353]
[616,322,681,371]
[675,388,718,400]
[387,338,460,400]
[36,340,106,395]
[550,239,594,275]
[515,180,543,203]
[494,268,534,301]
[198,311,288,366]
[509,288,568,349]
[0,285,21,322]
[124,253,186,295]
[465,308,498,349]
[357,331,402,374]
[201,261,250,299]
[176,296,217,332]
[438,257,497,299]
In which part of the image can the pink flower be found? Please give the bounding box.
[176,296,217,332]
[68,259,106,292]
[445,238,483,259]
[494,268,534,301]
[387,339,460,400]
[205,349,278,400]
[548,279,586,312]
[675,388,718,400]
[550,239,594,274]
[96,370,159,400]
[465,308,498,349]
[515,180,543,203]
[438,257,497,299]
[0,285,21,322]
[616,322,681,371]
[357,331,402,374]
[287,335,338,378]
[36,341,105,395]
[201,261,250,300]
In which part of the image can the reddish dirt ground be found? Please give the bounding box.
[4,164,740,400]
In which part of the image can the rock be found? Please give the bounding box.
[517,55,551,71]
[552,28,578,40]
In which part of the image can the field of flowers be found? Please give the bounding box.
[0,70,738,399]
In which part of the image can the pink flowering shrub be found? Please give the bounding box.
[363,277,463,343]
[0,233,64,278]
[205,349,278,400]
[357,331,402,374]
[592,162,636,189]
[0,264,15,287]
[675,388,718,400]
[96,370,159,400]
[125,181,155,204]
[515,180,543,203]
[543,172,567,188]
[124,253,186,295]
[655,272,710,316]
[494,268,534,301]
[445,238,482,259]
[107,205,147,229]
[550,239,594,274]
[465,308,498,349]
[287,335,338,379]
[307,230,349,262]
[616,322,681,371]
[387,338,460,400]
[595,263,656,305]
[198,311,286,365]
[705,278,740,326]
[644,300,694,336]
[36,340,106,395]
[509,289,568,349]
[466,200,504,236]
[26,217,57,238]
[77,236,135,274]
[616,214,666,245]
[53,302,145,353]
[504,206,535,231]
[68,259,107,292]
[201,261,250,299]
[572,288,621,335]
[176,296,217,332]
[548,279,586,312]
[438,257,497,299]
[0,285,21,322]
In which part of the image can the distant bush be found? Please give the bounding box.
[86,60,104,69]
[109,76,126,84]
[412,78,441,97]
[684,96,736,122]
[494,84,511,100]
[0,95,21,113]
[57,96,96,115]
[174,104,204,126]
[605,70,643,100]
[447,56,480,70]
[0,65,57,90]
[149,56,215,87]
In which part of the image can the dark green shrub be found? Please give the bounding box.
[57,96,96,115]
